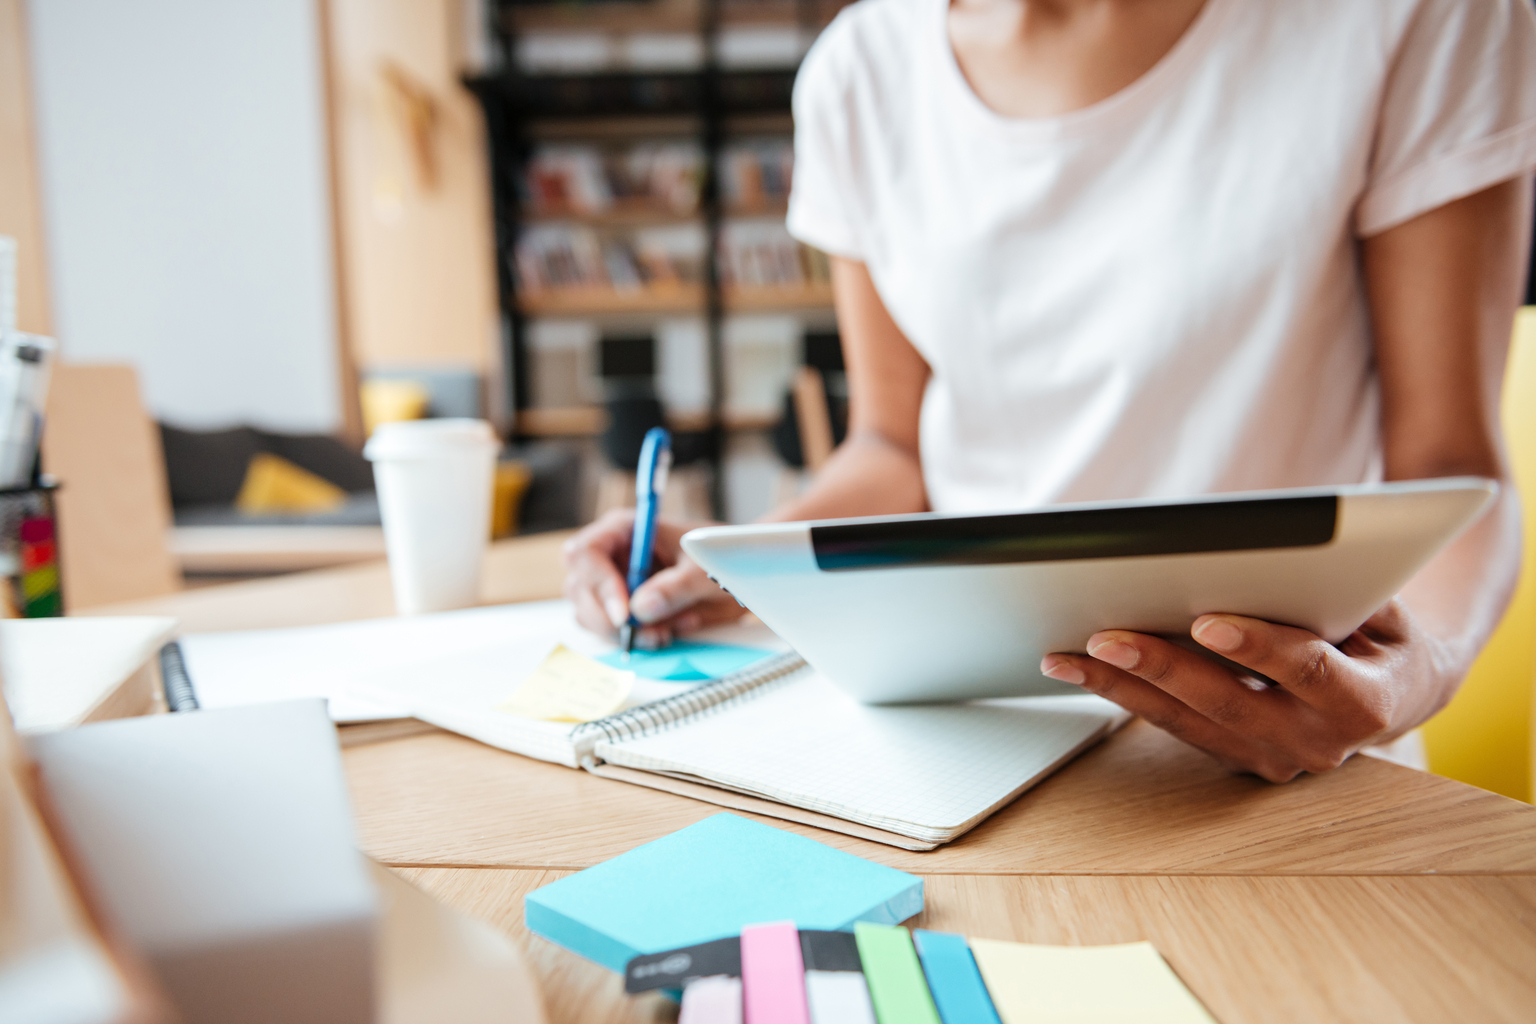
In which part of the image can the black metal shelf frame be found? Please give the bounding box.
[464,1,812,517]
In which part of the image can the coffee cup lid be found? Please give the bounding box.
[364,418,498,460]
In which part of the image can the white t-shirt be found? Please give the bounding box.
[786,0,1536,513]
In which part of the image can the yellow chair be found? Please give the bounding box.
[1421,307,1536,801]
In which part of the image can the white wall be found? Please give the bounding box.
[27,0,341,432]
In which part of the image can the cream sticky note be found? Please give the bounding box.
[968,939,1216,1024]
[495,644,633,722]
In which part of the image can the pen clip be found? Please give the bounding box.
[635,427,672,501]
[650,447,672,500]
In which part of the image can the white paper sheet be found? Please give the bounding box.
[180,602,583,722]
[179,600,784,725]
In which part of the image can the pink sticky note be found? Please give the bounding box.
[741,921,811,1024]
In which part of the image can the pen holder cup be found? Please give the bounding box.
[0,483,62,617]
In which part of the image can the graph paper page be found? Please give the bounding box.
[597,671,1125,842]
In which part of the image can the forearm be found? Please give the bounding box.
[764,429,928,523]
[1363,177,1532,731]
[1395,484,1522,724]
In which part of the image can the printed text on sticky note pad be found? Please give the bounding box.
[496,644,632,722]
[595,640,769,681]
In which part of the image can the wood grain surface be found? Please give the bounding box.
[74,531,1536,1022]
[75,530,573,632]
[97,527,1532,874]
[392,867,1536,1024]
[45,365,182,608]
[0,0,53,338]
[344,721,1536,875]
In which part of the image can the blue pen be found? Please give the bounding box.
[620,427,672,659]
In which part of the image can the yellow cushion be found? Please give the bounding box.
[491,461,533,539]
[1421,308,1536,802]
[234,453,347,515]
[360,380,431,436]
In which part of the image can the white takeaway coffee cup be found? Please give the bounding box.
[364,418,498,615]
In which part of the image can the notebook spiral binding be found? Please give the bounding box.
[572,651,807,766]
[159,640,200,712]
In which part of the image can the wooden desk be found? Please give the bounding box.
[88,534,1536,1024]
[170,524,388,575]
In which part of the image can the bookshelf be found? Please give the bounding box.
[503,0,844,36]
[505,0,702,34]
[522,207,698,228]
[518,285,707,316]
[466,0,847,517]
[515,406,607,437]
[725,199,790,218]
[726,282,834,310]
[517,406,781,437]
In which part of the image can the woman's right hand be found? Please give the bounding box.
[561,509,745,647]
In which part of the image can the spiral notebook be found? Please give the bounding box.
[349,612,1127,850]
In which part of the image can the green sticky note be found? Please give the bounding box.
[595,640,770,681]
[855,923,941,1024]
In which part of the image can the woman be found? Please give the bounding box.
[565,0,1536,782]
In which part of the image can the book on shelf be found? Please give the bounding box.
[523,142,704,219]
[511,24,817,75]
[721,138,794,212]
[718,221,831,290]
[515,217,830,307]
[515,222,707,296]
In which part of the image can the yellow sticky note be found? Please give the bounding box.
[968,939,1216,1024]
[496,645,633,723]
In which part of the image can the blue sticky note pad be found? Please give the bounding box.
[525,813,923,975]
[595,640,771,681]
[913,930,1002,1024]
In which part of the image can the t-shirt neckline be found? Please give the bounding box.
[933,0,1233,144]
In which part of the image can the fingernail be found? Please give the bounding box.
[605,596,630,628]
[1088,639,1139,671]
[1194,618,1243,653]
[636,627,670,651]
[1040,657,1085,685]
[630,590,668,623]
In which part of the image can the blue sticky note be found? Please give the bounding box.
[525,813,923,975]
[912,930,1002,1024]
[595,640,771,681]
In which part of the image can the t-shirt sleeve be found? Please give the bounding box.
[785,15,866,260]
[1356,0,1536,236]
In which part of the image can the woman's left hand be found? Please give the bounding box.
[1039,600,1443,782]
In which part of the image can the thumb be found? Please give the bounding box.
[630,561,714,624]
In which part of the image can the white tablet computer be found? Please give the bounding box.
[680,478,1496,704]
